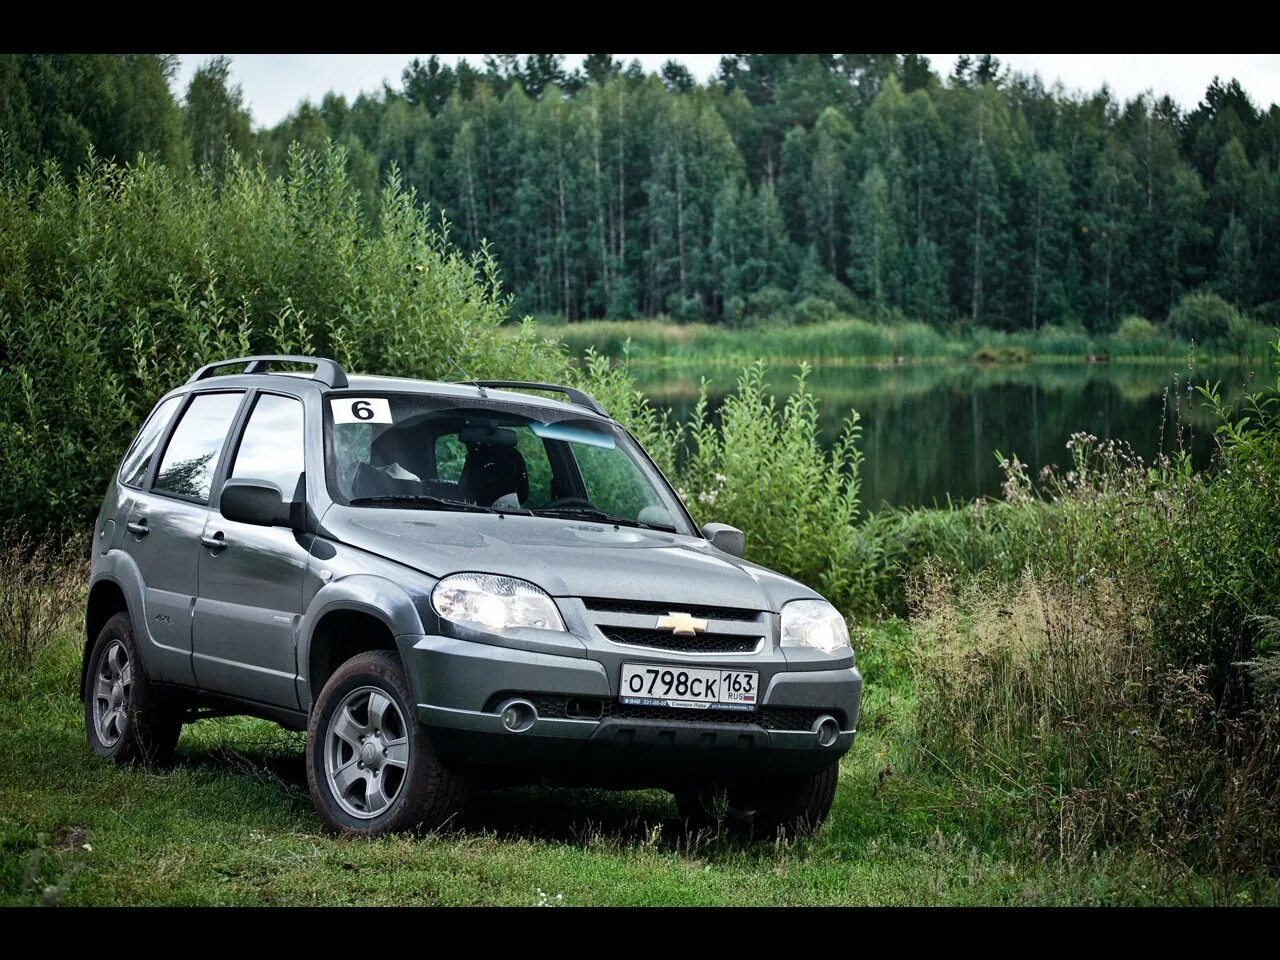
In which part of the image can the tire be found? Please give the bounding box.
[674,762,839,839]
[306,650,469,836]
[83,611,181,765]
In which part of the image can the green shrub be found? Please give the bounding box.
[0,146,567,532]
[1168,289,1241,344]
[675,363,883,617]
[1116,314,1159,340]
[790,296,840,326]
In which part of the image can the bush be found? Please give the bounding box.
[675,363,883,617]
[1168,289,1241,344]
[790,296,840,326]
[1116,314,1159,340]
[0,146,567,532]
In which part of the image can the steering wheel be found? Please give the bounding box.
[545,496,596,510]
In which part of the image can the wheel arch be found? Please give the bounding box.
[299,575,430,713]
[82,577,131,700]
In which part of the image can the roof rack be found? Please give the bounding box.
[458,380,608,417]
[187,355,349,389]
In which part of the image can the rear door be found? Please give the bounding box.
[121,390,246,684]
[193,390,309,708]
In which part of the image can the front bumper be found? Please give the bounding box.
[401,634,862,782]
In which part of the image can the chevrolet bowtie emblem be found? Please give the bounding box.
[656,612,708,636]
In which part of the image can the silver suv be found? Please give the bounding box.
[82,356,863,837]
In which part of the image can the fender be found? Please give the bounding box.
[84,551,197,689]
[296,573,431,711]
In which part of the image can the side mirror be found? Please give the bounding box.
[221,478,293,528]
[702,522,745,558]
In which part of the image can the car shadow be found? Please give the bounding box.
[171,731,744,852]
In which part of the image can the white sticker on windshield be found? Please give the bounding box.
[331,398,392,424]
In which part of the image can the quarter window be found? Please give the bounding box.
[119,395,183,488]
[153,392,244,503]
[231,394,306,497]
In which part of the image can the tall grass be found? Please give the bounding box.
[0,535,85,682]
[909,568,1280,876]
[541,317,1275,365]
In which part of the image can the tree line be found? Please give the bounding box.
[3,53,1279,332]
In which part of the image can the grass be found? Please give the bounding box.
[536,317,1275,367]
[0,616,1269,906]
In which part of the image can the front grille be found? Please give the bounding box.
[581,598,763,623]
[600,626,760,654]
[488,692,842,732]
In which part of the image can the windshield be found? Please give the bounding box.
[324,392,693,534]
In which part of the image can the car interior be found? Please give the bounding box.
[348,413,570,509]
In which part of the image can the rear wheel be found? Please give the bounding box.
[83,612,181,765]
[674,763,839,839]
[306,650,469,836]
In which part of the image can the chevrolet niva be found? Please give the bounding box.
[83,355,862,837]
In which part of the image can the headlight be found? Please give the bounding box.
[431,573,566,632]
[780,599,850,654]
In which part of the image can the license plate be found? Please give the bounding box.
[619,662,758,712]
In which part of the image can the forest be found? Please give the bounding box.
[3,52,1279,335]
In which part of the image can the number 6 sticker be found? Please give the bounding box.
[330,398,392,424]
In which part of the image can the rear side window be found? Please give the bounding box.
[154,392,244,503]
[230,393,305,498]
[119,395,183,488]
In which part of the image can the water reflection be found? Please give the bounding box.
[632,361,1263,510]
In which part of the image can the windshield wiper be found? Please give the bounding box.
[346,495,503,514]
[532,506,676,532]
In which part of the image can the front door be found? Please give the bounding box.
[193,392,309,709]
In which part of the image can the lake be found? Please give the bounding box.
[629,360,1264,511]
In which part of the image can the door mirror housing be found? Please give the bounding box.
[220,478,294,528]
[701,522,745,558]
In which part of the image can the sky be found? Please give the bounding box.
[171,53,1280,130]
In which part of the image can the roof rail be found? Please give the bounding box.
[187,355,349,389]
[459,380,608,417]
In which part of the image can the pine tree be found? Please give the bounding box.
[849,165,900,312]
[1022,151,1073,329]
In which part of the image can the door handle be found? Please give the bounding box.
[200,532,228,551]
[126,519,149,536]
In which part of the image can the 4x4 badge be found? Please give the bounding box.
[656,612,708,636]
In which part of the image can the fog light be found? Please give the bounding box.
[813,715,840,748]
[499,699,536,733]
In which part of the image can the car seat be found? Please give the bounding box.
[458,427,529,507]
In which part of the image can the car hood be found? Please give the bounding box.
[318,507,819,611]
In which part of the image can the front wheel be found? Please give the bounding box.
[306,650,469,836]
[674,763,840,839]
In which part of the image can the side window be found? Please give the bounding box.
[119,395,183,488]
[434,434,466,482]
[230,394,305,498]
[153,392,244,503]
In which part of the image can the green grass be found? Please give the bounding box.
[1,624,1264,906]
[536,317,1274,367]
